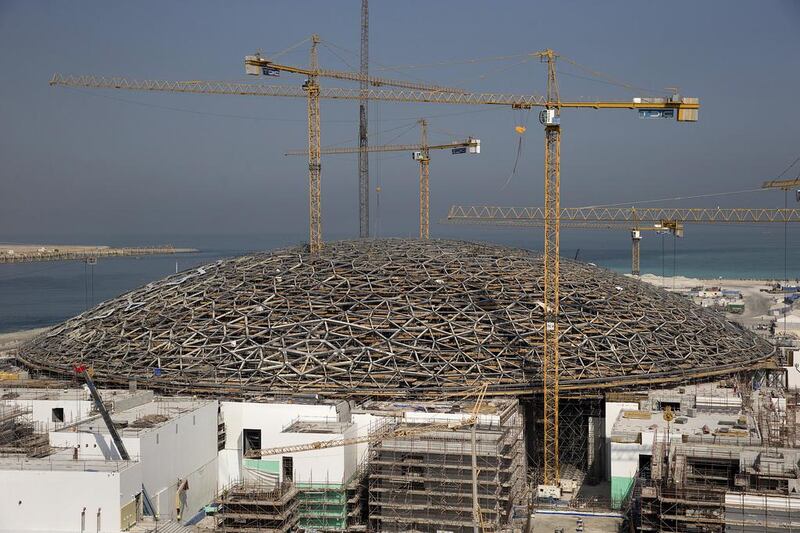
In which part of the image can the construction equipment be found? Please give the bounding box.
[49,65,694,253]
[762,175,800,315]
[630,221,683,276]
[446,205,800,275]
[762,177,800,191]
[359,0,369,239]
[74,365,157,517]
[451,211,683,275]
[50,47,699,487]
[447,205,800,225]
[75,365,130,461]
[286,118,480,239]
[244,36,464,252]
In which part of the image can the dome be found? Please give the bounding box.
[19,239,774,399]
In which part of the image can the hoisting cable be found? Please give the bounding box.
[501,107,531,190]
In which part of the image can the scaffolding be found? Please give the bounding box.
[368,400,527,532]
[525,397,603,488]
[629,384,800,532]
[0,405,50,457]
[214,481,299,533]
[295,465,368,531]
[297,485,348,531]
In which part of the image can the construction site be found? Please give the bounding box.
[2,1,800,532]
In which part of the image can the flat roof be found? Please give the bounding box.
[67,397,212,436]
[355,397,515,416]
[613,409,751,436]
[284,418,353,435]
[0,448,134,473]
[0,386,138,402]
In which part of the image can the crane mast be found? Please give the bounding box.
[307,35,323,252]
[538,50,562,486]
[286,119,479,240]
[359,0,369,238]
[418,119,431,239]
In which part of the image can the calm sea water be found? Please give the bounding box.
[1,228,798,334]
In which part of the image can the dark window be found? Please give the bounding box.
[51,407,65,423]
[658,401,680,413]
[282,456,294,482]
[243,429,261,455]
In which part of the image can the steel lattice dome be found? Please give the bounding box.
[20,239,774,398]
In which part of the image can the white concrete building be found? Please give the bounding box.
[0,386,219,532]
[218,399,362,490]
[607,383,758,508]
[0,453,142,533]
[0,386,146,431]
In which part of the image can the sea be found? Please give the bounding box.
[1,227,798,334]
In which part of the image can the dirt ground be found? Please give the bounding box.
[638,274,800,338]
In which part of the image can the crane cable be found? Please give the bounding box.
[268,37,311,61]
[579,187,769,209]
[775,153,800,334]
[501,107,532,190]
[373,52,533,71]
[558,54,671,96]
[776,155,800,180]
[321,38,442,89]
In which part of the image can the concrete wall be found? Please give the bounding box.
[604,401,638,480]
[219,401,356,488]
[351,412,376,470]
[607,403,653,506]
[0,464,142,533]
[0,389,152,432]
[49,430,142,461]
[137,402,218,522]
[786,350,800,389]
[48,402,219,524]
[610,438,651,504]
[1,398,94,431]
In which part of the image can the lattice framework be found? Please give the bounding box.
[20,239,773,399]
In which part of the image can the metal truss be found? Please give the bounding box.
[19,239,773,400]
[447,205,800,225]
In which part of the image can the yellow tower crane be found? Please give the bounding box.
[286,118,480,239]
[762,176,800,300]
[630,221,684,276]
[762,177,800,192]
[49,46,699,488]
[243,35,465,251]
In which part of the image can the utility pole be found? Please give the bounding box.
[359,0,369,238]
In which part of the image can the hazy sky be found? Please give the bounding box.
[1,0,799,248]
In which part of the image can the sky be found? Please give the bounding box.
[1,0,799,253]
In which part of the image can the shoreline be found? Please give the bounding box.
[0,243,197,264]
